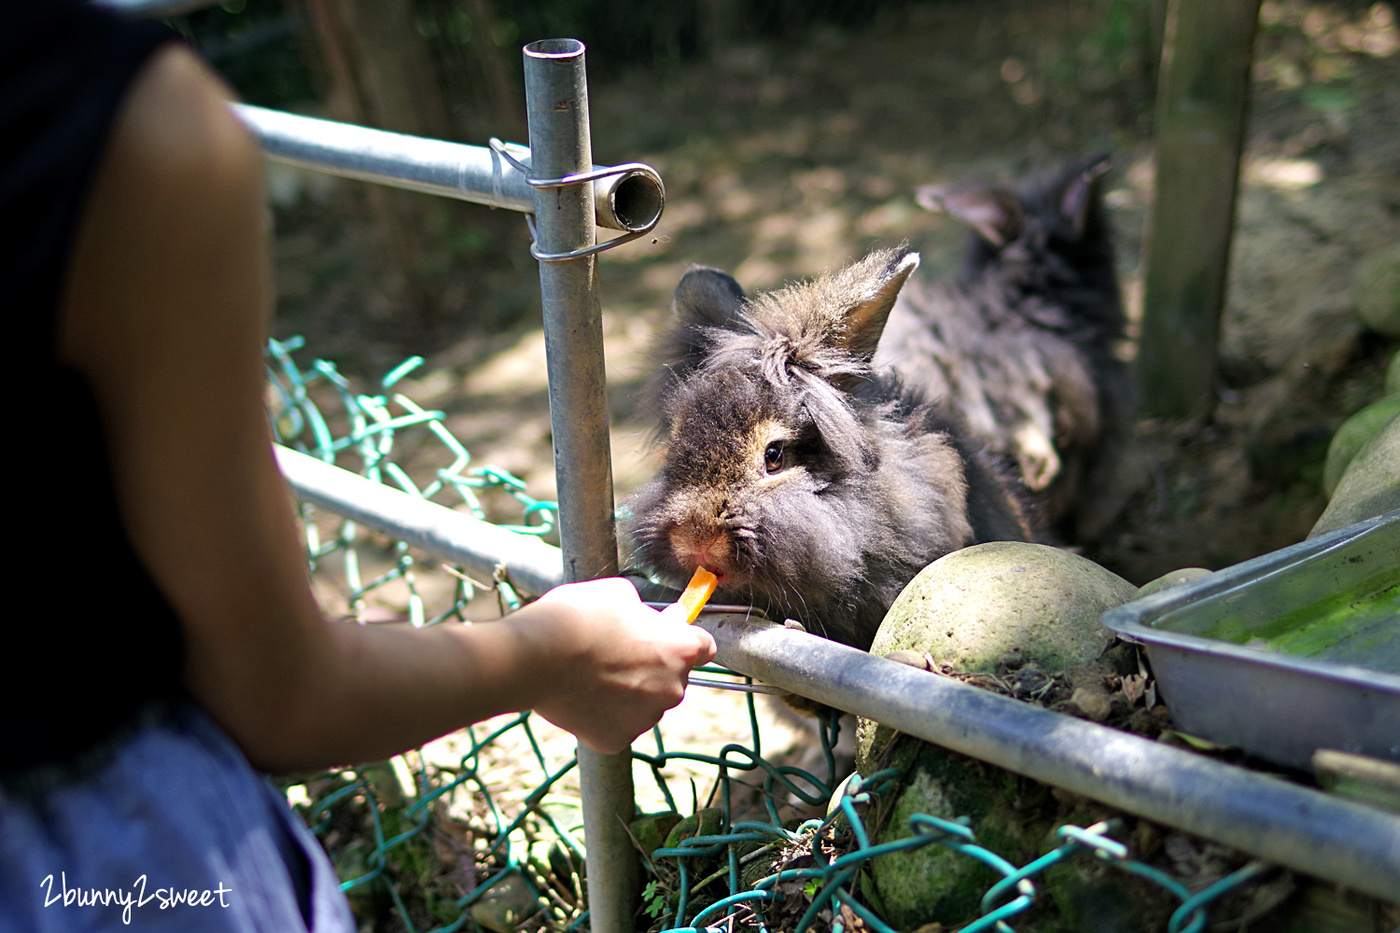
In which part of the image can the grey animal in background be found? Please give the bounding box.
[622,247,1031,651]
[623,156,1133,651]
[879,154,1135,540]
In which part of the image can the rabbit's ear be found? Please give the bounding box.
[1058,154,1112,241]
[916,184,1025,248]
[833,247,921,364]
[673,266,747,330]
[655,266,748,383]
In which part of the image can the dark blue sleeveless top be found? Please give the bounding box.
[2,1,187,775]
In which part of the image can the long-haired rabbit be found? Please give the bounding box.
[623,156,1132,651]
[622,247,1032,651]
[878,154,1134,539]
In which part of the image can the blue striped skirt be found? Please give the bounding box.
[0,700,356,931]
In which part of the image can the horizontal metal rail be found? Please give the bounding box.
[232,105,664,237]
[278,442,1400,899]
[697,612,1400,902]
[274,446,563,599]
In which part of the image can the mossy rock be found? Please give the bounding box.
[1137,567,1214,598]
[870,542,1132,671]
[851,542,1139,931]
[662,806,724,850]
[1036,794,1179,932]
[1354,243,1400,337]
[629,811,682,860]
[863,741,1056,931]
[857,542,1135,770]
[1041,842,1177,933]
[1311,413,1400,538]
[1323,394,1400,497]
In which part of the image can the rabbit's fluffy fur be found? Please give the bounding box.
[623,156,1131,651]
[879,154,1134,539]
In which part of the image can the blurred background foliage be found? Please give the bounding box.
[173,0,1165,136]
[168,0,1169,350]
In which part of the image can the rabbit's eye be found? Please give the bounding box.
[763,441,786,474]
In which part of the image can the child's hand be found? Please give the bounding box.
[519,578,717,754]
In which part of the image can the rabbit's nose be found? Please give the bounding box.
[669,528,732,577]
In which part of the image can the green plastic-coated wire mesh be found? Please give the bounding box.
[264,339,1282,933]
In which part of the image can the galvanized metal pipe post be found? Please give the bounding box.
[522,39,639,933]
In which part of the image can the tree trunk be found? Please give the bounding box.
[303,0,456,336]
[1138,0,1262,419]
[463,0,525,143]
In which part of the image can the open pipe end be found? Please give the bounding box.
[599,170,665,234]
[525,38,585,60]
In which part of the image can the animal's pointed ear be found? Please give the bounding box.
[916,184,1025,248]
[673,266,747,329]
[835,247,921,363]
[653,266,748,393]
[1059,155,1112,241]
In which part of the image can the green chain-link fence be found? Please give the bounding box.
[264,339,1322,933]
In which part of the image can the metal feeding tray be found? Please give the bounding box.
[1102,510,1400,772]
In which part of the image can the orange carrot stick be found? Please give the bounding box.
[673,566,719,623]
